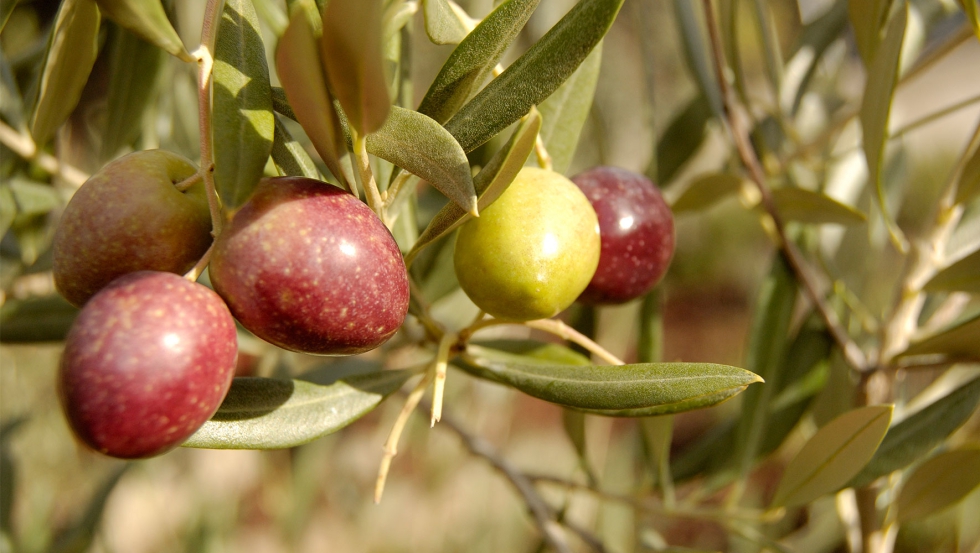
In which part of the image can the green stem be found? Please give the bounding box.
[462,318,626,366]
[351,133,385,219]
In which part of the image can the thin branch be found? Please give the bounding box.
[0,121,89,187]
[423,399,577,553]
[375,371,433,503]
[183,241,214,282]
[700,0,868,372]
[463,318,626,366]
[352,134,385,219]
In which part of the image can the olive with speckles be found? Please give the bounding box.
[453,167,601,321]
[59,271,238,459]
[209,177,410,355]
[571,166,675,305]
[52,150,213,307]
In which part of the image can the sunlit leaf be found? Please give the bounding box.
[444,0,624,153]
[897,447,980,522]
[537,41,602,175]
[671,173,744,213]
[276,3,348,187]
[213,0,275,210]
[271,115,321,180]
[457,345,762,414]
[849,377,980,487]
[955,133,980,204]
[365,106,476,213]
[772,187,867,226]
[923,249,980,294]
[101,25,164,161]
[848,0,893,67]
[859,4,908,251]
[321,0,390,135]
[30,0,100,145]
[655,95,711,185]
[422,0,468,44]
[406,108,540,265]
[183,371,412,449]
[94,0,192,61]
[417,0,541,125]
[898,312,980,359]
[0,295,79,343]
[770,405,892,508]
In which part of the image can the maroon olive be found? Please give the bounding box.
[572,167,675,305]
[59,271,238,459]
[208,177,410,355]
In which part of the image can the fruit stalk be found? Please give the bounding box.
[191,0,224,236]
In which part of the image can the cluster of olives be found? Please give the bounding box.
[54,150,673,459]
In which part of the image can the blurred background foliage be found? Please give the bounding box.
[1,0,980,551]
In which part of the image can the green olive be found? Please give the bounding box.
[454,167,600,321]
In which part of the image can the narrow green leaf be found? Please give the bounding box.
[958,0,980,42]
[183,371,412,449]
[213,0,275,210]
[923,249,980,294]
[655,95,711,185]
[849,377,980,487]
[0,50,25,130]
[771,187,867,226]
[94,0,192,61]
[848,0,893,67]
[8,178,62,216]
[898,312,980,359]
[365,105,476,213]
[406,108,540,265]
[672,0,723,118]
[0,185,14,237]
[955,133,980,204]
[422,0,468,45]
[897,447,980,522]
[417,0,541,125]
[270,86,297,121]
[48,465,129,553]
[444,0,624,153]
[859,4,908,252]
[276,4,348,187]
[321,0,390,135]
[30,0,100,145]
[770,405,893,508]
[671,173,744,213]
[271,115,322,180]
[734,255,798,482]
[457,345,762,414]
[0,295,79,343]
[100,25,165,161]
[537,40,602,175]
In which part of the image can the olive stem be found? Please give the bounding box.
[0,121,88,187]
[375,370,433,503]
[430,330,457,426]
[351,133,385,219]
[700,0,867,373]
[463,318,626,366]
[174,171,204,192]
[534,133,553,172]
[191,0,223,238]
[183,242,214,282]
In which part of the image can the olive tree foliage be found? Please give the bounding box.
[1,0,980,551]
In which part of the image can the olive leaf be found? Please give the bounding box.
[94,0,192,61]
[849,376,980,488]
[365,106,476,214]
[848,0,894,67]
[0,295,79,343]
[771,187,867,226]
[183,371,412,449]
[444,0,624,153]
[30,0,100,145]
[860,4,908,251]
[0,50,26,130]
[770,405,893,508]
[422,0,468,45]
[456,345,762,414]
[897,312,980,359]
[417,0,541,125]
[896,447,980,522]
[276,3,348,188]
[321,0,390,136]
[655,94,711,185]
[213,0,275,210]
[923,249,980,294]
[537,40,603,175]
[405,108,541,265]
[671,172,744,213]
[271,115,322,180]
[672,0,723,119]
[101,25,165,162]
[270,86,297,122]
